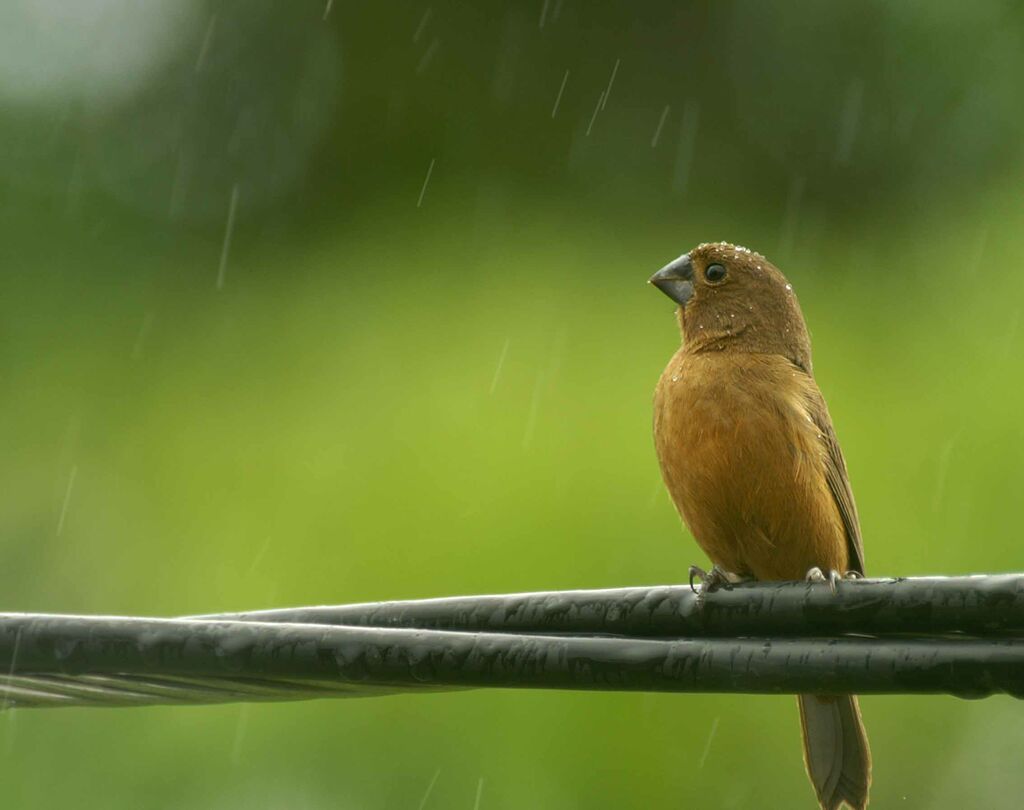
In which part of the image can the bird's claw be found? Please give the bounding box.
[688,565,710,593]
[689,564,738,595]
[804,567,846,594]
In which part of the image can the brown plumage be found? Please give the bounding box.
[650,242,871,810]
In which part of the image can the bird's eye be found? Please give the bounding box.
[704,263,727,283]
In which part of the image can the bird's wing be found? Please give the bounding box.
[807,388,866,576]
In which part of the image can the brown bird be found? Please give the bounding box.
[649,242,871,810]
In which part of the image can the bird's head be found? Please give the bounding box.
[649,242,813,372]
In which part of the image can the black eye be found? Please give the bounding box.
[704,263,727,283]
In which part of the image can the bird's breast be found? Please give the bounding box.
[653,350,846,579]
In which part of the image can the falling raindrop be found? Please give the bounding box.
[601,58,620,110]
[550,69,569,118]
[247,536,273,575]
[195,13,217,73]
[413,8,432,42]
[417,768,442,810]
[416,38,440,74]
[417,158,436,207]
[586,91,604,136]
[489,338,511,394]
[698,716,720,768]
[216,183,239,290]
[56,465,78,536]
[651,105,670,148]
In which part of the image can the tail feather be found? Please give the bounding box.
[798,694,871,810]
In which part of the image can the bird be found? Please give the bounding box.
[649,242,871,810]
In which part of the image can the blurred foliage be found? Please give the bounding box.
[1,0,1023,807]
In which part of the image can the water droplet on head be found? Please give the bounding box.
[785,283,793,291]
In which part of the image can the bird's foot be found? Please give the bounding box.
[804,566,857,594]
[689,564,748,595]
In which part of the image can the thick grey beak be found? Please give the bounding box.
[649,253,695,306]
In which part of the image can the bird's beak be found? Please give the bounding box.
[649,253,695,306]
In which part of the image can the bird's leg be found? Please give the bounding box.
[804,566,844,594]
[689,564,750,594]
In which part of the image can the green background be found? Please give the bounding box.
[2,1,1023,807]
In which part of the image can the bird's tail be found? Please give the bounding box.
[797,694,871,810]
